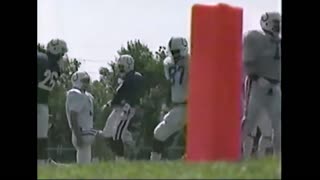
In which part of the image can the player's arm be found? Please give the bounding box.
[66,92,85,139]
[37,52,48,84]
[135,74,146,101]
[110,80,130,107]
[163,57,172,81]
[243,31,260,77]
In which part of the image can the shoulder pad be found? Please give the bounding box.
[86,92,94,99]
[67,88,82,95]
[163,56,174,66]
[37,52,48,64]
[134,71,143,77]
[37,51,48,59]
[244,30,264,42]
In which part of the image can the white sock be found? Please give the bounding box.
[150,152,162,161]
[257,136,273,157]
[37,159,47,166]
[115,156,125,161]
[242,136,254,159]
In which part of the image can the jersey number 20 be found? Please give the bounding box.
[169,66,184,85]
[38,70,58,91]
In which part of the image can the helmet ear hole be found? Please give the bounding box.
[266,23,268,26]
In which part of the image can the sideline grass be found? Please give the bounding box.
[38,157,281,179]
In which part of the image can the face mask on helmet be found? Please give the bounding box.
[117,55,134,78]
[117,64,126,78]
[168,37,188,61]
[57,54,68,73]
[170,49,182,60]
[47,39,68,60]
[271,19,280,34]
[71,72,91,91]
[260,12,281,37]
[81,76,91,90]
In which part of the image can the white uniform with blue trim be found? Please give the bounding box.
[66,88,96,164]
[154,56,189,141]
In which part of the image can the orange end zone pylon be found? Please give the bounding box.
[186,3,243,162]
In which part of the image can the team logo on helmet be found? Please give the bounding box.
[72,73,78,82]
[127,58,133,65]
[181,39,188,47]
[261,13,269,22]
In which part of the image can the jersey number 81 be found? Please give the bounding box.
[38,70,58,91]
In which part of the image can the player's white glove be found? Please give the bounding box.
[117,78,124,85]
[161,103,169,112]
[121,103,131,117]
[106,100,112,107]
[96,130,104,138]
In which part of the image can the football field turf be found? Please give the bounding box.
[38,156,281,179]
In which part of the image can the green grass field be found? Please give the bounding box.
[38,157,281,179]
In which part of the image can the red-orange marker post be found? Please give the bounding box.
[187,3,243,162]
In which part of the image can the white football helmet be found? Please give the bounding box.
[46,39,68,56]
[117,54,135,78]
[260,12,281,37]
[168,37,188,61]
[71,71,91,91]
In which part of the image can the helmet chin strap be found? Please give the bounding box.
[173,55,185,64]
[47,52,62,62]
[263,29,279,39]
[119,70,134,79]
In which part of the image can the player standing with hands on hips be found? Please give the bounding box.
[66,71,98,164]
[37,39,68,165]
[150,37,189,161]
[242,12,281,158]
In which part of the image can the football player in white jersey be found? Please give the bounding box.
[66,71,97,164]
[242,12,281,158]
[150,37,189,160]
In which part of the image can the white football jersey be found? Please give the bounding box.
[243,30,281,81]
[65,88,94,130]
[164,56,189,103]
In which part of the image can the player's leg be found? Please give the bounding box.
[79,135,95,164]
[267,84,281,156]
[151,105,186,160]
[71,134,91,164]
[121,108,143,160]
[101,108,123,159]
[241,76,254,158]
[76,145,91,164]
[253,78,277,157]
[37,104,49,165]
[242,120,257,158]
[111,109,136,160]
[256,111,273,157]
[101,108,121,138]
[242,80,264,159]
[251,126,262,157]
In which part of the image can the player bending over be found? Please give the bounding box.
[99,55,145,161]
[242,12,281,158]
[37,39,68,165]
[150,37,189,161]
[66,71,98,164]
